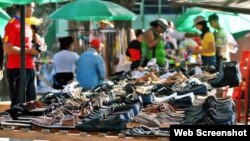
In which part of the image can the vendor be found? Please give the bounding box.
[193,16,216,67]
[141,19,168,67]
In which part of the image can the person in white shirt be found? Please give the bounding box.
[53,36,79,89]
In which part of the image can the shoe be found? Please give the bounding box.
[76,114,127,132]
[163,72,188,84]
[122,125,169,137]
[176,78,208,95]
[153,92,177,103]
[203,65,217,73]
[133,113,161,127]
[169,92,194,108]
[193,110,235,125]
[151,84,175,96]
[92,83,112,93]
[39,92,67,105]
[123,83,135,94]
[111,109,134,122]
[193,116,214,125]
[140,93,154,106]
[209,61,241,88]
[109,71,132,82]
[113,102,140,116]
[31,109,76,129]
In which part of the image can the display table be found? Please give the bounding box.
[0,101,10,112]
[0,129,168,141]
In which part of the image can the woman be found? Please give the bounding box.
[53,36,79,89]
[141,18,168,67]
[193,16,216,67]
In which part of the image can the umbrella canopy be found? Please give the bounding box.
[49,0,137,21]
[0,0,70,5]
[170,0,250,14]
[176,8,250,34]
[0,7,10,21]
[0,8,10,36]
[0,3,12,8]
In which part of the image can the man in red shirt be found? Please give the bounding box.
[3,3,41,107]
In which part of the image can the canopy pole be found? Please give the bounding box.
[20,5,26,104]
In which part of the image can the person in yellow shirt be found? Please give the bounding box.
[193,16,216,67]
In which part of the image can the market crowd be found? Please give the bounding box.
[0,3,237,108]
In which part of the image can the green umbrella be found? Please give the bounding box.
[0,3,12,8]
[0,19,9,37]
[0,0,70,5]
[0,8,10,36]
[233,30,250,40]
[176,8,250,34]
[36,0,70,4]
[0,7,10,20]
[49,0,137,21]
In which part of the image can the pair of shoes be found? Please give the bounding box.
[62,80,82,97]
[76,114,127,132]
[151,84,174,96]
[23,100,47,110]
[92,83,113,93]
[169,92,195,109]
[136,72,160,84]
[153,92,177,103]
[143,103,167,113]
[184,96,234,124]
[173,78,208,96]
[132,113,161,127]
[111,109,134,122]
[113,101,141,117]
[156,112,184,123]
[123,83,136,94]
[209,61,241,88]
[0,112,12,122]
[195,71,218,81]
[81,106,111,121]
[159,104,185,118]
[109,71,132,83]
[138,90,177,105]
[163,72,188,84]
[79,101,94,118]
[122,125,169,137]
[193,108,235,125]
[31,107,77,128]
[39,92,68,105]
